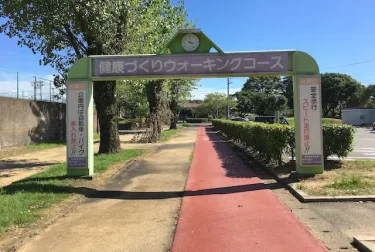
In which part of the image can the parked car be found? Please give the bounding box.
[254,116,289,125]
[230,117,249,122]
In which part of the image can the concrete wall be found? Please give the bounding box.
[0,97,100,150]
[0,97,66,150]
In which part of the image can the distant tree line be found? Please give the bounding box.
[234,73,373,118]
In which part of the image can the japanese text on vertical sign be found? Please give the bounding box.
[70,121,77,156]
[78,92,85,156]
[303,98,310,153]
[311,87,318,111]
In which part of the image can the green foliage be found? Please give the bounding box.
[160,129,179,142]
[321,73,363,117]
[212,119,355,163]
[242,76,281,95]
[117,80,149,119]
[26,141,65,151]
[236,91,287,116]
[196,92,236,119]
[236,76,288,116]
[166,79,199,129]
[186,118,209,123]
[286,117,342,127]
[361,84,375,108]
[212,119,290,163]
[0,0,191,150]
[322,124,355,159]
[180,107,196,119]
[236,74,368,119]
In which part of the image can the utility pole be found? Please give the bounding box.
[216,98,219,118]
[50,80,52,102]
[31,78,44,101]
[16,72,19,99]
[40,81,43,100]
[33,77,37,101]
[227,78,232,119]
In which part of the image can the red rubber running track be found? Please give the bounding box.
[171,127,327,252]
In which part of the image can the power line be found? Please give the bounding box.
[322,59,375,70]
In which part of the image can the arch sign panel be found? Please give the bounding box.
[93,51,288,78]
[66,32,323,178]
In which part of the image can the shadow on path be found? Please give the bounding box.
[204,126,261,179]
[0,160,58,169]
[1,181,282,200]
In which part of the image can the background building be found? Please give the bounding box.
[342,108,375,126]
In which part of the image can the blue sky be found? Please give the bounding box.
[1,0,375,99]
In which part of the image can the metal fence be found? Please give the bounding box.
[0,68,66,103]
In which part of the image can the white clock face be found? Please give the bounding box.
[181,34,200,52]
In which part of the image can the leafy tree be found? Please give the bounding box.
[235,90,254,116]
[357,84,375,108]
[196,92,236,119]
[321,73,362,117]
[167,79,198,129]
[242,76,281,95]
[236,76,287,116]
[236,91,287,116]
[132,2,192,142]
[278,76,294,110]
[0,0,190,151]
[117,80,148,119]
[180,107,195,119]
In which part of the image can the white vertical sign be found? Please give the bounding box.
[298,76,323,166]
[66,82,88,169]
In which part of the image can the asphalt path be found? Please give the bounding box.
[344,127,375,160]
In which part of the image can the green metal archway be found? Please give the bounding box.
[66,29,323,177]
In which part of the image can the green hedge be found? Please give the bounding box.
[212,120,291,163]
[186,118,209,123]
[212,119,355,163]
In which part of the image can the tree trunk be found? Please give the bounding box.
[169,98,178,130]
[93,81,121,153]
[145,80,164,142]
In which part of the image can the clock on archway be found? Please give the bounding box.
[161,29,224,54]
[181,33,200,52]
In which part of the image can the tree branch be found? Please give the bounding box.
[62,24,85,57]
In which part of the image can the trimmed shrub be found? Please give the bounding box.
[186,118,209,123]
[212,119,290,163]
[322,124,355,159]
[212,119,355,163]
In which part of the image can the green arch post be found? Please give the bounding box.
[293,51,323,174]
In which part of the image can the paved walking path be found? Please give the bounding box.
[171,127,328,252]
[16,128,197,252]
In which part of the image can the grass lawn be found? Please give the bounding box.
[0,149,145,233]
[160,125,187,142]
[286,117,342,127]
[94,133,100,140]
[296,160,375,196]
[25,140,65,151]
[24,133,100,151]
